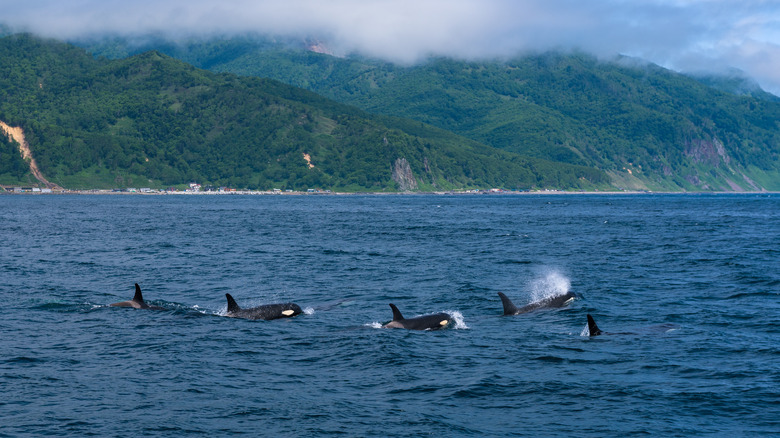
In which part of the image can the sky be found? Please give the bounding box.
[3,0,780,94]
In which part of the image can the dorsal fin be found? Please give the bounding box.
[389,303,404,321]
[587,314,603,336]
[133,283,144,303]
[226,293,240,313]
[497,292,519,315]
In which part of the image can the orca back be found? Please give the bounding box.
[253,303,302,320]
[385,304,450,330]
[110,283,163,310]
[224,295,302,320]
[402,312,451,330]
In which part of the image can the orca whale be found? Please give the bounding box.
[382,304,452,330]
[224,293,302,320]
[498,291,578,315]
[110,284,164,310]
[586,314,680,337]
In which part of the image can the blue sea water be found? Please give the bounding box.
[1,193,778,437]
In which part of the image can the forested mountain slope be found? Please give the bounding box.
[0,35,607,191]
[82,35,780,191]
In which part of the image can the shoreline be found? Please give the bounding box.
[1,188,776,196]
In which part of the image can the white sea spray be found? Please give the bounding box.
[529,268,572,302]
[448,310,468,329]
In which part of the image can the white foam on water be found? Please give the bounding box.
[447,310,469,329]
[303,307,315,315]
[365,322,383,329]
[528,268,572,302]
[191,304,212,315]
[580,325,591,337]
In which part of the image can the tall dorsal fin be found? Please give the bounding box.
[133,283,144,303]
[587,314,603,336]
[226,293,240,313]
[497,292,519,315]
[389,303,404,321]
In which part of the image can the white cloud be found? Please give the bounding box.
[3,0,780,94]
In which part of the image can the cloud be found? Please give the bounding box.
[3,0,780,94]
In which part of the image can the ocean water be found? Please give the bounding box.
[1,194,778,437]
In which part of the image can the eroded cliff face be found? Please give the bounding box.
[607,133,772,192]
[392,157,418,191]
[685,138,730,167]
[678,137,764,191]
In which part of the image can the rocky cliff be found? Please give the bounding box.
[391,158,418,191]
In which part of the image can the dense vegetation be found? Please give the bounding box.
[85,35,780,191]
[0,130,29,184]
[0,34,607,190]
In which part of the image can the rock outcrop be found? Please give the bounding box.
[685,138,730,167]
[392,157,418,191]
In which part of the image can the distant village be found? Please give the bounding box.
[0,183,337,195]
[0,183,559,195]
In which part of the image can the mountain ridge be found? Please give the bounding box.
[77,34,780,191]
[0,34,608,191]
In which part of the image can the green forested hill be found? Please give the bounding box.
[0,34,607,191]
[84,35,780,191]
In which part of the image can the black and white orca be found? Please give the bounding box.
[498,291,578,315]
[382,304,451,330]
[224,293,302,320]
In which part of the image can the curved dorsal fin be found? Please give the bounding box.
[133,283,144,303]
[226,293,240,313]
[587,314,603,336]
[389,303,404,321]
[497,292,519,315]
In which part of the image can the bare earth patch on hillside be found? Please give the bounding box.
[303,153,315,169]
[0,121,62,189]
